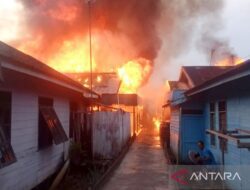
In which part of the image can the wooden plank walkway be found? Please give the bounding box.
[102,127,176,190]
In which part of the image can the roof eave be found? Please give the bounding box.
[1,60,100,98]
[186,62,250,97]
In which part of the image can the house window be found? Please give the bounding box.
[218,101,227,151]
[0,91,16,168]
[38,98,53,149]
[38,97,68,150]
[209,102,216,146]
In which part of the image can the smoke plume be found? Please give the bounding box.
[7,0,235,113]
[14,0,162,72]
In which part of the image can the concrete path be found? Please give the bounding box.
[102,127,176,190]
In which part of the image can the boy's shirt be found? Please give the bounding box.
[198,148,216,165]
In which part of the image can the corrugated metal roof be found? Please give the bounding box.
[66,72,120,95]
[183,66,233,86]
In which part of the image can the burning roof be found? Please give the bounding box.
[66,72,120,95]
[0,41,98,97]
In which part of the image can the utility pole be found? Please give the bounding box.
[86,0,95,161]
[87,0,93,108]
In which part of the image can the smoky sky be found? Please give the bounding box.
[16,0,162,62]
[15,0,231,70]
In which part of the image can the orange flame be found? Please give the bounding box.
[96,75,102,83]
[153,117,161,130]
[216,57,244,66]
[1,1,156,95]
[118,58,151,94]
[48,38,96,73]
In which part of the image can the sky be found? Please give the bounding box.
[0,0,250,81]
[0,0,24,42]
[152,0,250,81]
[223,0,250,59]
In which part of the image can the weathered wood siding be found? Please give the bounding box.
[170,107,180,161]
[92,111,131,159]
[0,88,70,190]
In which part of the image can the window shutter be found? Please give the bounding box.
[0,125,16,168]
[40,107,68,144]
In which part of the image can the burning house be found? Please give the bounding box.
[67,72,138,159]
[67,72,143,138]
[66,72,120,96]
[0,41,98,189]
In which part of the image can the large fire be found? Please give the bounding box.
[47,38,96,73]
[118,58,152,94]
[19,36,97,73]
[19,31,151,93]
[0,0,162,95]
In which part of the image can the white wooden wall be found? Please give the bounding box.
[92,111,131,159]
[0,88,70,190]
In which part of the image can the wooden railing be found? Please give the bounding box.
[206,129,250,148]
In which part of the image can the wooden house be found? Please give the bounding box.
[186,60,250,165]
[164,66,232,163]
[0,41,98,190]
[182,60,250,189]
[67,72,143,137]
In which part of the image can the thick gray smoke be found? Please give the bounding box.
[16,0,162,64]
[139,0,228,113]
[15,0,230,71]
[158,0,226,62]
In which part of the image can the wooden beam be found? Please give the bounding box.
[226,130,238,134]
[230,135,250,139]
[238,143,250,148]
[236,128,250,135]
[206,129,239,143]
[207,129,250,149]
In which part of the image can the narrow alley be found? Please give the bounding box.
[102,127,174,190]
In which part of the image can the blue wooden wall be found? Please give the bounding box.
[177,102,205,163]
[180,114,205,162]
[204,90,250,189]
[204,91,250,165]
